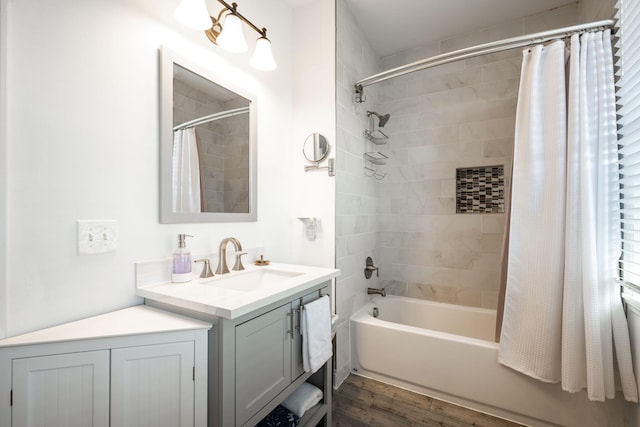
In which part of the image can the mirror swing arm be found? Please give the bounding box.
[304,160,335,176]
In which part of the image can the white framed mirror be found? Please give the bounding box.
[159,46,257,223]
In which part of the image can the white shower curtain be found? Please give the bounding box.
[172,128,202,213]
[499,30,638,402]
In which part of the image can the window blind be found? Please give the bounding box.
[616,0,640,293]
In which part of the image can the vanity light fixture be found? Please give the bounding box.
[174,0,277,71]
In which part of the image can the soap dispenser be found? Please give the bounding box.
[172,234,193,283]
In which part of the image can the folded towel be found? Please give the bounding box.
[256,405,299,427]
[301,295,332,373]
[281,382,323,418]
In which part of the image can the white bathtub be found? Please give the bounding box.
[350,296,626,427]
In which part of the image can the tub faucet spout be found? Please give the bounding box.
[367,287,386,297]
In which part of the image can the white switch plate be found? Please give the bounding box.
[77,220,117,255]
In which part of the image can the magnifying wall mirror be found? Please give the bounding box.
[303,133,335,176]
[303,133,329,164]
[160,46,257,223]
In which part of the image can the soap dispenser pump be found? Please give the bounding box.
[172,234,193,283]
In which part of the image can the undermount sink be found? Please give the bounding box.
[201,268,304,292]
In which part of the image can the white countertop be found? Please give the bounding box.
[136,263,340,319]
[0,305,212,348]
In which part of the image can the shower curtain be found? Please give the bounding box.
[498,30,638,402]
[172,128,202,213]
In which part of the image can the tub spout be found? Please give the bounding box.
[367,287,386,297]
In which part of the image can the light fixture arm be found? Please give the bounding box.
[217,0,268,39]
[176,0,276,70]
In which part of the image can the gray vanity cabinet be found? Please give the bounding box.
[235,303,292,424]
[234,286,330,426]
[145,279,333,427]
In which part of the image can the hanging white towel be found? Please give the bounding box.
[301,295,332,373]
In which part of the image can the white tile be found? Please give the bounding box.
[484,137,514,158]
[407,67,482,96]
[524,3,579,34]
[380,42,440,69]
[481,215,506,234]
[481,58,523,83]
[497,78,520,99]
[459,116,517,142]
[440,19,524,53]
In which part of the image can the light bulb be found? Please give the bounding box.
[250,37,277,71]
[174,0,211,31]
[216,14,248,53]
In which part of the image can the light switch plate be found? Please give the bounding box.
[77,220,117,255]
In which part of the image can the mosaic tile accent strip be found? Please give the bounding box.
[456,165,505,214]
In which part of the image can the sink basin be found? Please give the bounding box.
[201,269,303,292]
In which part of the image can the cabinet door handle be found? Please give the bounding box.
[287,309,294,337]
[295,307,302,336]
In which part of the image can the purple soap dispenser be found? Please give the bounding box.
[172,234,193,283]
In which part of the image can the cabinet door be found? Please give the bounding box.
[12,350,110,427]
[235,303,291,426]
[110,341,195,427]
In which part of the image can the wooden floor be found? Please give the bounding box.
[332,375,524,427]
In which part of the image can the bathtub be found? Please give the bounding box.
[350,296,626,427]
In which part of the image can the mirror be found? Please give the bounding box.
[160,46,257,223]
[303,133,329,163]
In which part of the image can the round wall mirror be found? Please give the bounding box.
[303,133,329,163]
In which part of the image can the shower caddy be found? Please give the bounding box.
[364,111,388,179]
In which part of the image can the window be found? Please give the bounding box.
[616,0,640,293]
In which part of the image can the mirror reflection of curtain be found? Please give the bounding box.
[172,128,202,213]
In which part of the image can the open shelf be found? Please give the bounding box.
[364,152,388,165]
[364,129,389,144]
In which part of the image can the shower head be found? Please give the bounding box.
[367,110,391,127]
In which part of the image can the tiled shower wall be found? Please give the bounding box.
[335,0,380,387]
[220,105,250,213]
[373,3,580,309]
[173,82,249,213]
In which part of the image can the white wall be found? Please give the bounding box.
[290,0,336,269]
[1,0,336,338]
[0,0,7,340]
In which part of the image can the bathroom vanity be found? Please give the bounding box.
[137,262,339,427]
[0,305,212,427]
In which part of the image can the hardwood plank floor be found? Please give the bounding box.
[332,375,524,427]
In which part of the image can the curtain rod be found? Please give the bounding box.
[354,19,615,102]
[173,106,250,131]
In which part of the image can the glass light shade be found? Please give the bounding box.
[217,14,248,53]
[174,0,211,30]
[250,37,277,71]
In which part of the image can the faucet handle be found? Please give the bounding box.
[364,256,379,278]
[233,252,247,271]
[194,259,214,278]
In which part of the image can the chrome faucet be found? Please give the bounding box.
[367,287,386,297]
[216,237,246,274]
